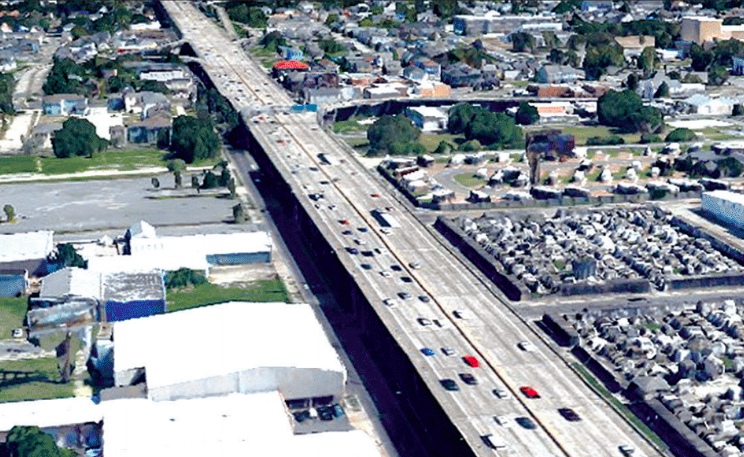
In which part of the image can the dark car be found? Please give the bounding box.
[342,230,353,236]
[317,406,334,421]
[520,386,540,398]
[515,417,536,429]
[293,410,311,422]
[332,404,345,418]
[390,264,403,271]
[360,263,372,270]
[459,373,478,385]
[346,247,359,255]
[418,295,431,303]
[558,408,581,422]
[421,347,436,356]
[398,291,412,300]
[440,379,459,391]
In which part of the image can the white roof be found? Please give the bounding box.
[40,267,103,299]
[127,221,156,238]
[0,231,54,263]
[103,392,381,457]
[129,231,272,257]
[0,397,102,431]
[705,190,744,206]
[114,302,345,390]
[87,254,208,273]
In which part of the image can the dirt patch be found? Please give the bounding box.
[209,264,279,284]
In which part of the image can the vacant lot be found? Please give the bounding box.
[0,356,76,403]
[0,297,27,340]
[166,278,290,313]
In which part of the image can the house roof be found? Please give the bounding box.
[128,220,156,239]
[42,93,87,103]
[40,267,103,299]
[0,231,54,263]
[103,271,164,302]
[273,60,310,70]
[113,302,345,390]
[615,35,655,49]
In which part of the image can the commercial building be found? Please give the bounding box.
[681,16,744,45]
[406,106,448,132]
[0,230,54,276]
[453,13,558,35]
[129,231,272,265]
[113,301,347,404]
[702,190,744,231]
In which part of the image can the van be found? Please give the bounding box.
[482,434,506,450]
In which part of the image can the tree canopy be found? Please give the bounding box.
[52,117,107,158]
[225,2,267,28]
[465,111,523,149]
[366,115,421,155]
[665,127,697,142]
[51,243,87,269]
[169,115,220,163]
[597,89,663,133]
[7,426,76,457]
[0,72,14,114]
[515,102,539,125]
[511,32,535,53]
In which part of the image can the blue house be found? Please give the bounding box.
[103,271,166,322]
[126,116,172,144]
[42,93,89,116]
[280,46,304,61]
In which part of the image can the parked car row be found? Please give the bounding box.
[292,404,345,423]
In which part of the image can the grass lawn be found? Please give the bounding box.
[0,297,27,340]
[333,118,370,134]
[558,125,641,146]
[418,133,464,152]
[0,156,38,174]
[0,357,76,403]
[41,149,169,175]
[454,173,486,188]
[167,279,290,313]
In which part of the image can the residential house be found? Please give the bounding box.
[614,35,655,58]
[531,102,577,123]
[30,122,63,150]
[682,94,733,116]
[536,65,585,84]
[345,73,376,87]
[0,231,54,276]
[441,63,482,88]
[406,106,448,132]
[733,56,744,76]
[42,94,89,116]
[303,86,357,105]
[126,116,172,144]
[363,83,408,99]
[413,58,441,80]
[123,91,171,119]
[345,56,375,73]
[413,81,452,98]
[402,65,427,83]
[383,60,402,76]
[279,45,304,61]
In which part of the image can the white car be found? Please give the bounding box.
[453,309,471,319]
[518,341,537,352]
[380,271,392,278]
[11,328,23,338]
[492,388,509,399]
[409,261,421,269]
[382,298,395,307]
[493,415,514,427]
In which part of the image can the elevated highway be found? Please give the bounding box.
[161,3,662,457]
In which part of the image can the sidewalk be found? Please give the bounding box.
[0,165,216,184]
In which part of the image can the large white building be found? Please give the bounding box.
[702,191,744,230]
[114,301,347,404]
[0,230,54,275]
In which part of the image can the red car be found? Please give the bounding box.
[371,193,381,198]
[520,386,540,398]
[463,355,479,368]
[339,219,350,225]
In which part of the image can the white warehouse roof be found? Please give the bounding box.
[40,267,103,299]
[0,231,54,263]
[0,397,102,431]
[113,301,345,391]
[87,253,208,273]
[705,190,744,206]
[129,231,272,257]
[103,392,381,457]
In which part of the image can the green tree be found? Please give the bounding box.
[582,43,624,80]
[553,0,581,14]
[515,102,539,125]
[511,32,535,53]
[366,115,421,155]
[233,203,246,224]
[165,268,207,289]
[201,170,218,189]
[690,43,714,71]
[665,128,697,142]
[0,73,15,114]
[43,58,84,95]
[226,3,267,28]
[166,159,186,189]
[682,73,703,83]
[465,111,523,149]
[7,426,74,457]
[654,81,670,98]
[708,64,729,86]
[542,31,560,49]
[597,89,663,133]
[191,175,200,189]
[170,116,220,163]
[448,104,480,134]
[52,118,107,158]
[626,73,639,91]
[434,140,454,154]
[139,80,169,94]
[53,244,87,268]
[259,31,286,52]
[3,204,14,222]
[324,13,339,26]
[638,46,656,77]
[151,177,159,189]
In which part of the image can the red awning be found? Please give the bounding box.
[272,60,309,70]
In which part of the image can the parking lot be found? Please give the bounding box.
[0,173,250,235]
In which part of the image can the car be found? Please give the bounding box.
[332,404,344,418]
[459,373,478,385]
[418,318,433,326]
[374,247,387,255]
[309,193,323,201]
[339,219,350,225]
[409,261,421,269]
[418,295,431,303]
[493,415,514,427]
[515,417,536,430]
[293,410,311,422]
[421,347,435,356]
[398,292,412,300]
[360,263,372,270]
[481,434,507,450]
[346,247,359,255]
[328,205,336,211]
[441,347,456,356]
[453,309,470,319]
[518,341,537,352]
[390,264,402,272]
[371,193,381,197]
[380,228,391,234]
[358,227,368,233]
[619,445,635,456]
[558,408,582,422]
[380,270,392,278]
[361,250,374,257]
[400,276,413,283]
[11,328,23,338]
[342,230,353,236]
[354,238,367,245]
[463,355,480,368]
[492,388,509,399]
[433,319,447,328]
[317,406,334,421]
[382,298,395,307]
[520,386,540,398]
[440,379,459,391]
